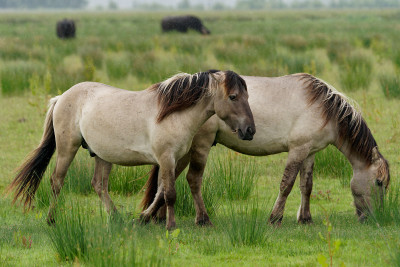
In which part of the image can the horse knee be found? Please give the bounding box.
[164,187,176,206]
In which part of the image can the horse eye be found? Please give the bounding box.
[229,94,237,101]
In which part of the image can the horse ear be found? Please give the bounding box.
[210,71,223,83]
[372,147,380,162]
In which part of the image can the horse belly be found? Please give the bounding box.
[216,131,288,156]
[93,143,156,166]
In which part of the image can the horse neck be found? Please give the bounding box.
[335,141,369,172]
[178,95,215,136]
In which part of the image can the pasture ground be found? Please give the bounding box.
[0,10,400,266]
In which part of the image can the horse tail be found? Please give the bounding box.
[7,96,59,210]
[140,165,159,211]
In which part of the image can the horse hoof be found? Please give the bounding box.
[196,218,213,226]
[139,213,151,225]
[298,217,313,224]
[166,221,176,230]
[269,214,283,226]
[358,214,368,223]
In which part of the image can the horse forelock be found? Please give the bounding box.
[155,70,218,122]
[299,73,378,165]
[223,70,247,96]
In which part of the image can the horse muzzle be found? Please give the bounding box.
[238,126,255,141]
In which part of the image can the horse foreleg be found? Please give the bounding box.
[47,146,79,225]
[159,158,177,230]
[297,154,315,224]
[153,153,191,223]
[269,146,310,224]
[91,157,116,214]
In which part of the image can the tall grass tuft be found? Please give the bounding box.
[314,146,352,187]
[47,200,168,265]
[109,165,151,195]
[47,202,90,262]
[369,185,400,226]
[379,72,400,99]
[211,151,257,200]
[327,39,352,63]
[174,170,220,217]
[64,157,94,195]
[1,60,45,95]
[105,52,131,80]
[222,199,272,247]
[390,246,400,267]
[339,49,373,91]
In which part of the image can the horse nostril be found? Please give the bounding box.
[247,127,254,135]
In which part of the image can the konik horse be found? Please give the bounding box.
[142,73,390,225]
[8,70,255,229]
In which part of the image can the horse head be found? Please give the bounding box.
[351,147,390,221]
[211,71,255,141]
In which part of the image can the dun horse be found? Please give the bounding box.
[142,73,390,225]
[8,70,255,229]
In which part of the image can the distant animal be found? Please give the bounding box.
[161,15,210,35]
[141,73,390,226]
[7,70,255,230]
[56,19,76,39]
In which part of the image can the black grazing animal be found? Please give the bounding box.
[56,19,76,39]
[161,15,210,35]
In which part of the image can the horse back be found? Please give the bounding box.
[52,82,159,165]
[215,75,337,155]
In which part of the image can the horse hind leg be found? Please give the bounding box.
[47,145,79,225]
[186,147,212,226]
[269,145,311,225]
[91,156,116,215]
[297,154,315,224]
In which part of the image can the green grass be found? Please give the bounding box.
[380,72,400,99]
[0,10,400,267]
[339,49,374,91]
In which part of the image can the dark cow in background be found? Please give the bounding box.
[161,15,210,35]
[56,19,76,39]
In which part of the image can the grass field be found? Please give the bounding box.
[0,10,400,266]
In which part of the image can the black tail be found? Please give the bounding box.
[140,165,159,211]
[7,97,58,209]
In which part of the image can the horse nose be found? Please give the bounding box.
[247,126,255,136]
[243,126,255,140]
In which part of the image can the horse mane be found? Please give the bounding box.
[153,70,246,122]
[299,73,381,166]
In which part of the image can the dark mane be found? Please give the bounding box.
[299,73,378,165]
[154,70,245,123]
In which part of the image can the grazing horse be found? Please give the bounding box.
[161,15,210,35]
[56,19,76,39]
[142,73,390,225]
[8,70,255,230]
